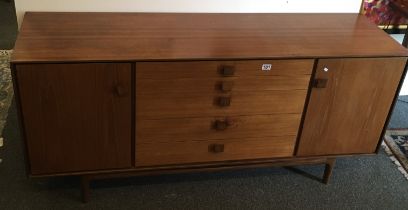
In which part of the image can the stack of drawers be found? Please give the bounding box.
[135,60,314,166]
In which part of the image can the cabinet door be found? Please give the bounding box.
[16,63,132,175]
[297,58,406,156]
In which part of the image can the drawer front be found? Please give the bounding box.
[136,59,312,119]
[137,90,307,119]
[137,75,311,94]
[137,114,301,143]
[135,136,296,166]
[136,59,313,79]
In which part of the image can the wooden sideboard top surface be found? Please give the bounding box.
[12,12,408,63]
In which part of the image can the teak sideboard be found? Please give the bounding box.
[11,12,408,202]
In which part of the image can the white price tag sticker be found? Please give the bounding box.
[262,64,272,71]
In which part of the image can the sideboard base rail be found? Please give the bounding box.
[80,157,336,203]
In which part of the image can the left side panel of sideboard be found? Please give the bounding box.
[13,63,133,175]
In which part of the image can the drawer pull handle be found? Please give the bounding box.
[220,81,234,92]
[115,85,126,96]
[218,96,231,107]
[209,144,225,153]
[313,79,328,88]
[220,66,235,76]
[214,119,231,131]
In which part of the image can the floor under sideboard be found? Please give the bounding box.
[0,101,407,209]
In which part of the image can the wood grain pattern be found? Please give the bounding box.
[16,63,132,175]
[136,60,314,79]
[136,59,311,119]
[12,13,408,63]
[136,136,296,166]
[12,12,408,184]
[136,114,302,144]
[137,76,311,93]
[136,60,312,94]
[297,57,407,156]
[136,90,308,119]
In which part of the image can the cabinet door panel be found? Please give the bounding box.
[297,58,406,156]
[16,63,132,175]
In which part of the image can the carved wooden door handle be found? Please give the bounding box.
[208,144,225,153]
[217,96,231,107]
[115,85,126,96]
[214,119,232,131]
[220,66,235,76]
[313,79,328,88]
[220,81,234,92]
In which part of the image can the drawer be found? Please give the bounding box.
[136,59,313,79]
[137,75,311,94]
[135,136,296,166]
[136,114,301,144]
[136,90,308,119]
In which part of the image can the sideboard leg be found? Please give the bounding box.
[323,158,336,184]
[81,175,91,203]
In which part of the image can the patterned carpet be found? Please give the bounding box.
[0,50,14,163]
[384,130,408,180]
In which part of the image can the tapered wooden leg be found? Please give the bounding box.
[323,158,336,184]
[81,175,91,203]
